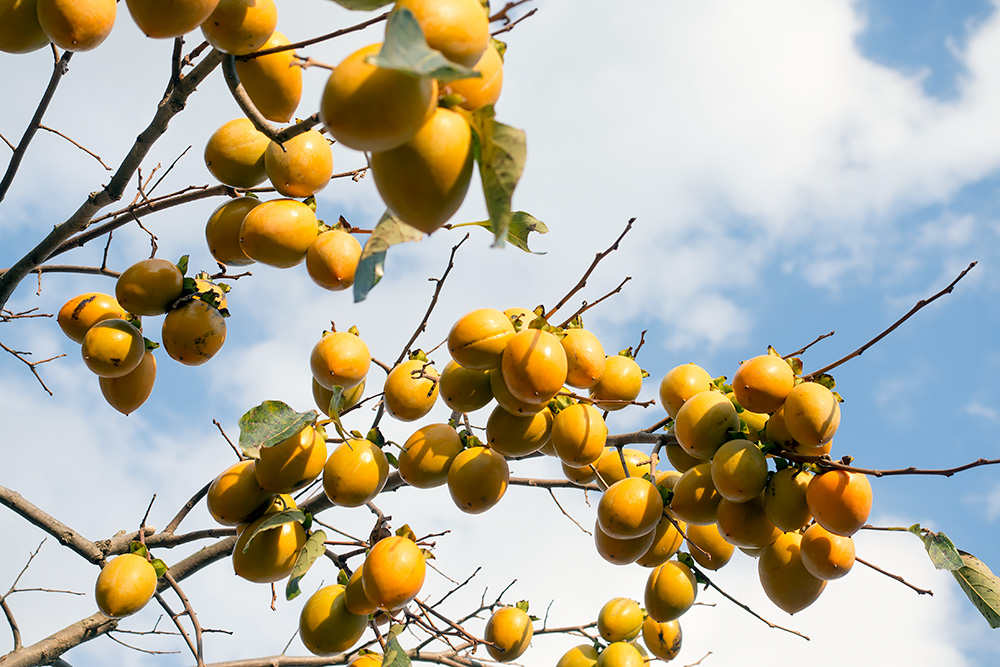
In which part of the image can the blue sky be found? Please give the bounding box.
[1,0,999,665]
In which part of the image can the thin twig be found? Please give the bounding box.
[238,13,389,59]
[163,483,211,535]
[783,331,834,359]
[37,125,111,170]
[775,450,1000,478]
[0,340,64,395]
[213,419,244,460]
[547,489,591,535]
[162,572,206,666]
[855,556,933,595]
[695,566,810,641]
[557,276,631,328]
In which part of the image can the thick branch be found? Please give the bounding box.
[0,486,103,564]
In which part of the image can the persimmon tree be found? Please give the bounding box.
[0,2,998,667]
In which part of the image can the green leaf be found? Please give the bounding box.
[952,551,1000,628]
[458,211,548,253]
[367,427,386,449]
[150,558,168,578]
[385,451,400,468]
[242,509,306,553]
[337,569,350,587]
[286,530,327,601]
[382,633,412,667]
[786,356,803,376]
[515,600,530,613]
[370,8,479,83]
[354,211,425,303]
[128,542,148,558]
[467,108,526,247]
[907,525,963,571]
[238,401,318,458]
[323,386,350,440]
[813,374,837,391]
[326,0,393,9]
[175,255,189,276]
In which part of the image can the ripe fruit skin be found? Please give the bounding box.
[715,494,781,549]
[126,0,219,39]
[207,459,272,526]
[635,513,685,568]
[674,390,739,460]
[298,584,368,656]
[162,299,227,366]
[764,467,813,532]
[99,349,156,415]
[265,130,334,198]
[310,331,370,391]
[323,438,389,506]
[500,328,568,404]
[490,368,547,416]
[443,42,503,110]
[384,359,440,422]
[484,606,533,662]
[349,653,382,667]
[313,378,365,416]
[659,363,713,418]
[758,532,826,614]
[95,553,157,618]
[447,446,509,514]
[486,406,553,457]
[664,438,701,473]
[232,502,307,583]
[782,382,841,448]
[557,644,599,667]
[398,423,462,489]
[669,463,721,526]
[256,425,327,493]
[0,0,49,54]
[321,43,437,151]
[598,597,643,642]
[116,258,184,317]
[394,0,488,68]
[438,360,493,413]
[239,198,319,269]
[306,230,361,292]
[36,0,115,51]
[642,616,682,662]
[685,522,735,570]
[590,355,643,411]
[710,439,768,503]
[644,560,697,622]
[806,470,872,536]
[594,521,656,566]
[594,447,653,490]
[448,308,515,370]
[371,107,473,234]
[235,31,302,122]
[597,641,644,667]
[344,567,378,616]
[206,197,259,266]
[551,403,607,468]
[732,354,795,414]
[81,320,145,378]
[800,522,855,580]
[362,536,426,610]
[200,0,276,55]
[58,292,127,343]
[597,477,664,540]
[560,328,605,389]
[563,461,596,486]
[204,118,269,188]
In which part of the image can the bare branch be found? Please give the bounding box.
[36,125,112,170]
[238,13,389,59]
[557,276,631,328]
[783,331,834,359]
[855,556,933,596]
[0,486,104,564]
[547,489,592,535]
[0,341,64,395]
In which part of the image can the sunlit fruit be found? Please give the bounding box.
[255,424,326,493]
[312,377,365,416]
[37,0,115,51]
[559,328,605,389]
[384,359,440,422]
[344,567,378,616]
[265,129,334,198]
[448,308,515,370]
[551,403,607,468]
[232,498,306,583]
[205,198,260,267]
[200,0,276,55]
[758,531,826,614]
[81,319,145,378]
[320,42,437,151]
[715,493,781,549]
[635,513,685,568]
[348,653,382,667]
[732,354,795,414]
[664,438,701,473]
[207,459,273,526]
[0,0,49,54]
[594,521,656,566]
[593,447,653,490]
[674,390,739,460]
[590,354,643,411]
[323,438,389,506]
[597,641,644,667]
[642,616,682,662]
[486,405,553,457]
[500,328,567,404]
[298,584,368,656]
[393,0,488,67]
[654,469,682,492]
[563,461,596,486]
[58,292,127,343]
[800,522,856,580]
[398,423,462,489]
[806,470,872,536]
[659,363,713,419]
[485,606,533,662]
[438,360,493,412]
[95,553,157,618]
[764,467,813,532]
[239,198,318,269]
[126,0,219,38]
[557,644,599,667]
[710,439,768,502]
[204,118,269,188]
[597,476,663,540]
[99,349,155,415]
[669,463,721,526]
[685,522,734,571]
[306,229,361,292]
[115,258,183,317]
[443,41,503,110]
[782,381,841,448]
[371,107,473,234]
[362,536,426,610]
[310,330,370,390]
[490,368,547,416]
[162,298,226,366]
[234,30,302,122]
[447,446,509,514]
[644,560,697,622]
[597,597,643,642]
